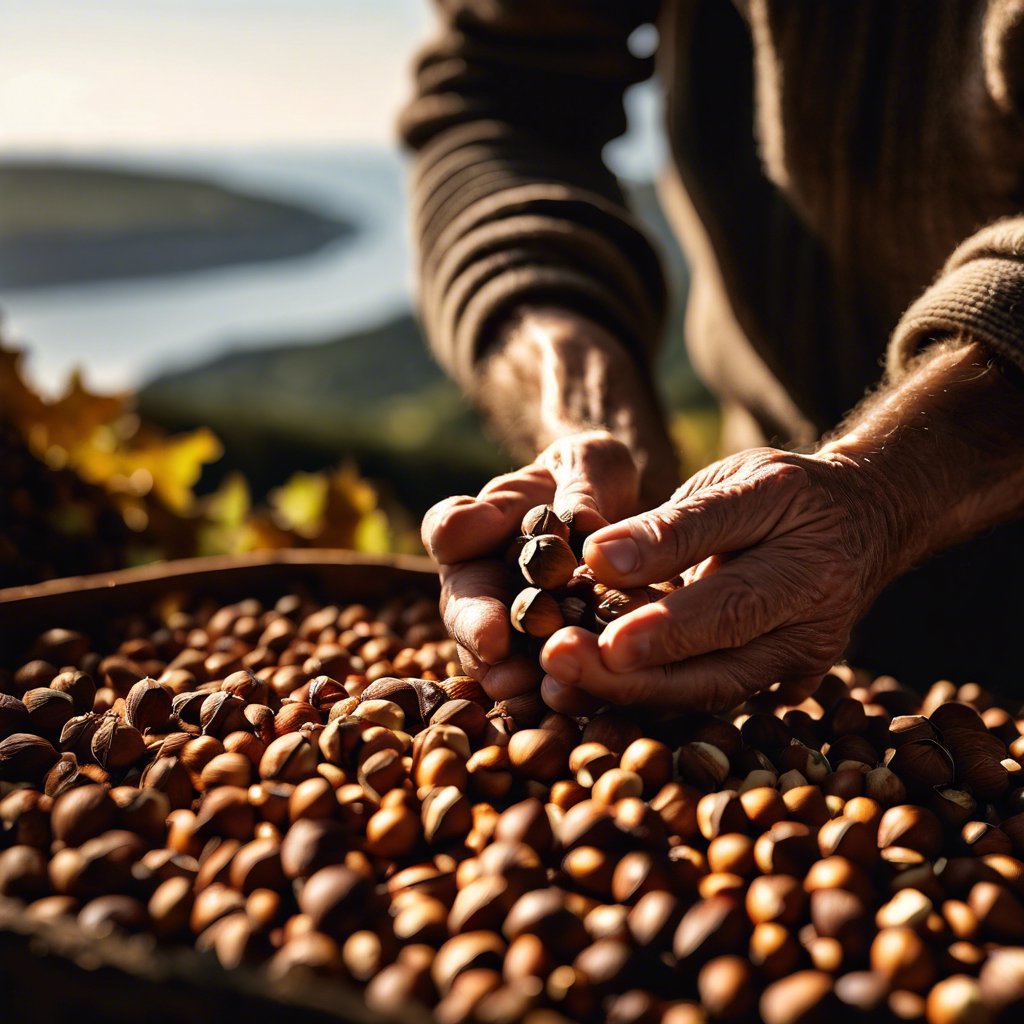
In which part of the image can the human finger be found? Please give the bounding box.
[423,465,554,564]
[538,431,639,536]
[597,553,811,671]
[439,560,514,666]
[582,461,809,586]
[541,626,812,713]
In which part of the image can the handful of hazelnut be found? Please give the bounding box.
[508,505,659,640]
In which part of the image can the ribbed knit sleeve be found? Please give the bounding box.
[398,0,667,392]
[888,218,1024,378]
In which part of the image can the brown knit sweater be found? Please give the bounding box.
[399,0,1024,686]
[400,0,1024,444]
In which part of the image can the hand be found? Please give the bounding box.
[422,430,641,700]
[539,446,902,713]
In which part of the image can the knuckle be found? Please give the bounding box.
[717,579,767,648]
[632,507,686,563]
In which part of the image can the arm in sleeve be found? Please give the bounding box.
[888,217,1024,379]
[398,0,667,393]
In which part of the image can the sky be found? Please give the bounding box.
[0,0,434,151]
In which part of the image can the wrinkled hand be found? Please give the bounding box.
[422,431,640,699]
[541,447,899,713]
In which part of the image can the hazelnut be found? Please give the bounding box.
[870,926,935,991]
[650,783,701,841]
[746,874,806,926]
[78,894,148,937]
[415,747,468,791]
[677,742,730,790]
[279,818,347,879]
[0,694,29,741]
[358,747,405,800]
[494,798,554,855]
[803,856,875,904]
[698,956,757,1021]
[201,752,253,790]
[259,733,317,783]
[925,975,987,1024]
[781,785,831,828]
[521,504,570,541]
[432,932,506,995]
[124,679,172,732]
[508,729,569,782]
[504,889,588,958]
[885,739,955,792]
[738,787,787,830]
[696,791,748,840]
[0,732,60,781]
[618,738,673,794]
[876,888,933,930]
[581,714,643,754]
[753,821,817,876]
[968,880,1024,942]
[510,588,565,639]
[140,756,193,810]
[51,784,116,846]
[749,921,802,980]
[90,715,146,770]
[148,875,194,939]
[673,894,748,966]
[610,850,674,904]
[759,971,835,1024]
[890,715,941,746]
[518,534,577,589]
[961,821,1012,857]
[229,837,284,894]
[878,805,943,857]
[22,688,75,737]
[447,875,512,935]
[193,786,256,842]
[863,766,908,806]
[979,948,1024,1018]
[0,845,49,899]
[199,692,249,737]
[422,785,472,846]
[298,864,371,934]
[365,804,419,859]
[817,816,877,866]
[592,768,644,806]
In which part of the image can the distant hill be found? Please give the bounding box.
[0,161,352,288]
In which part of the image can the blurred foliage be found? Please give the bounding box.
[0,337,416,587]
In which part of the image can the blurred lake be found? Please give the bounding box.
[0,147,413,394]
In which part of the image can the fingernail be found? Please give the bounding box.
[591,537,639,575]
[604,632,650,671]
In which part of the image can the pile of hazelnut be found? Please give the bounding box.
[2,573,1024,1024]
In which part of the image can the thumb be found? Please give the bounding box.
[538,432,639,537]
[582,461,808,586]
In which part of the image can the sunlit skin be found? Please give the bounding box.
[423,307,1024,713]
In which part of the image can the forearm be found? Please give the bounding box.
[821,337,1024,573]
[475,306,679,506]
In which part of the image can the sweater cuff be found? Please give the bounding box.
[888,218,1024,379]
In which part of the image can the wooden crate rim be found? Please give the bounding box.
[0,549,437,606]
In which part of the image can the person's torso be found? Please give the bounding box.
[660,0,1024,442]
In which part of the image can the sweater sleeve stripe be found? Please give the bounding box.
[399,0,666,382]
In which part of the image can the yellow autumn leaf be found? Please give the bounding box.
[74,428,222,514]
[269,471,329,538]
